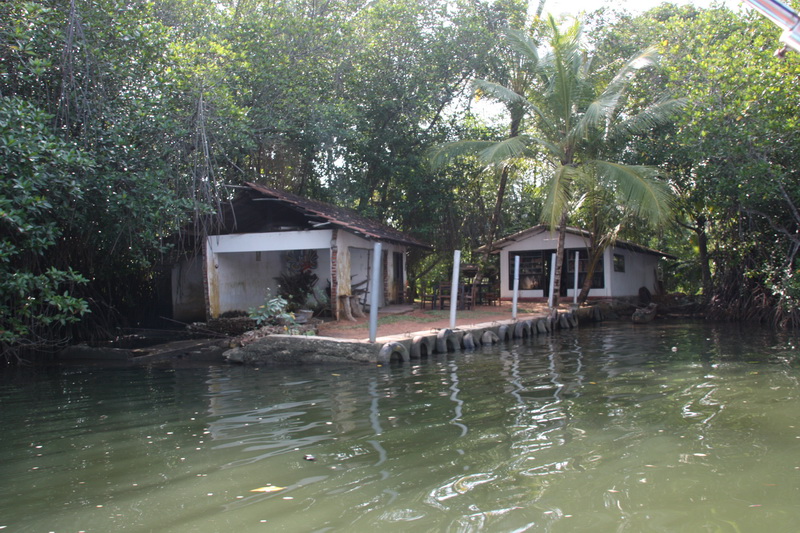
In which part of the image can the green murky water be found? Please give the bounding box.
[2,322,800,532]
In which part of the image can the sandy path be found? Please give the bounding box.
[317,301,563,341]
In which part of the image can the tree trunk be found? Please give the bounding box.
[678,214,712,304]
[696,215,711,303]
[577,245,603,304]
[550,210,569,315]
[469,105,522,303]
[470,164,510,301]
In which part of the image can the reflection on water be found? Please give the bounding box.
[1,322,799,532]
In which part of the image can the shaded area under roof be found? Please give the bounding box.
[216,182,431,249]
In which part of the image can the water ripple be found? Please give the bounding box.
[427,471,499,507]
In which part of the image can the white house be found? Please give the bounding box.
[171,183,430,322]
[480,225,675,302]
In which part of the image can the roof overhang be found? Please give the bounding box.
[241,183,432,250]
[477,225,676,260]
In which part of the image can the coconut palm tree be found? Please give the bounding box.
[434,15,683,310]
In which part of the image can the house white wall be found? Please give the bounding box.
[214,250,283,314]
[334,231,406,312]
[206,230,333,254]
[349,247,371,295]
[194,228,408,319]
[606,247,660,297]
[205,230,334,318]
[497,229,662,300]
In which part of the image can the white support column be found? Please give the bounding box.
[369,242,382,343]
[512,255,520,319]
[449,250,461,330]
[573,250,580,304]
[548,252,556,309]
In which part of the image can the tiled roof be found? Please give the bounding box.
[244,183,431,249]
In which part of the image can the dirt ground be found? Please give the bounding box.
[316,301,569,340]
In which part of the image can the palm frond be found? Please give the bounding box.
[570,47,661,144]
[548,52,577,137]
[427,140,499,169]
[541,164,583,229]
[595,161,673,226]
[503,28,540,68]
[477,136,538,163]
[569,98,608,145]
[428,136,541,168]
[601,46,660,103]
[546,14,582,55]
[610,96,687,140]
[596,223,622,248]
[541,19,586,147]
[526,135,564,161]
[473,79,529,108]
[474,79,560,137]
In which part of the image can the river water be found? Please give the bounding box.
[1,321,799,532]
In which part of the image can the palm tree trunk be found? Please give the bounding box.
[550,210,569,316]
[578,246,603,304]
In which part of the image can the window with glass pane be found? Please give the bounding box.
[613,254,625,272]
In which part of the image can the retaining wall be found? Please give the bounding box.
[224,308,584,365]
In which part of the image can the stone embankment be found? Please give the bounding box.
[224,309,585,365]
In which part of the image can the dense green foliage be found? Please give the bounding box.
[0,0,523,358]
[590,3,800,325]
[1,0,198,358]
[2,0,800,358]
[0,96,90,357]
[434,16,682,306]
